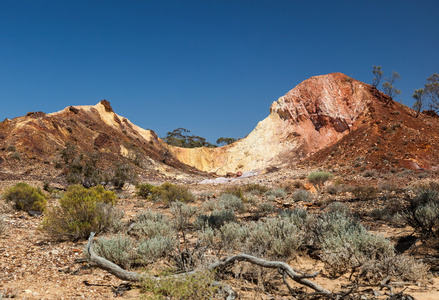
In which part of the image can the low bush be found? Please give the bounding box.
[315,211,394,278]
[218,222,248,252]
[136,183,155,198]
[326,184,340,195]
[170,201,197,231]
[131,210,175,239]
[291,189,312,202]
[112,163,137,190]
[137,236,177,262]
[42,185,122,240]
[242,183,269,194]
[150,182,195,204]
[3,183,47,213]
[326,202,350,214]
[351,186,378,200]
[258,202,275,214]
[94,234,136,269]
[0,215,5,235]
[217,194,245,212]
[401,189,439,238]
[361,254,428,284]
[220,186,246,202]
[246,217,303,259]
[307,171,333,192]
[283,180,305,192]
[201,194,245,213]
[141,269,217,300]
[264,188,286,199]
[195,209,236,229]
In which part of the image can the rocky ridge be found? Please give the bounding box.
[169,73,378,174]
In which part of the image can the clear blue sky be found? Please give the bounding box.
[1,1,438,143]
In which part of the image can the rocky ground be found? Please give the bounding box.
[1,169,439,299]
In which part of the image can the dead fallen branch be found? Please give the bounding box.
[86,232,330,298]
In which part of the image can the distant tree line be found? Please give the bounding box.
[163,128,237,148]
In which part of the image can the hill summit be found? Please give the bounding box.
[0,73,438,182]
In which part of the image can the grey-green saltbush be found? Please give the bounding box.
[401,189,439,238]
[170,201,197,231]
[0,215,5,235]
[258,202,275,213]
[291,189,312,202]
[326,202,350,214]
[316,211,394,277]
[217,193,245,212]
[264,188,287,198]
[202,194,244,213]
[137,236,176,262]
[219,222,248,251]
[131,210,175,238]
[246,217,303,259]
[94,234,136,269]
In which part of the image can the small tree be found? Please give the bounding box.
[382,72,401,103]
[411,73,439,115]
[412,88,425,118]
[307,172,333,192]
[372,65,383,89]
[425,73,439,112]
[163,128,216,148]
[216,137,237,146]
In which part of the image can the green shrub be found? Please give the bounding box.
[11,152,21,160]
[3,183,47,213]
[150,182,195,204]
[42,185,122,240]
[307,172,333,191]
[141,270,217,300]
[136,183,155,198]
[94,234,136,269]
[6,145,16,152]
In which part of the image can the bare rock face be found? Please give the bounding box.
[168,73,373,174]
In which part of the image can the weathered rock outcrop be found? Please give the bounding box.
[0,100,201,179]
[168,73,373,174]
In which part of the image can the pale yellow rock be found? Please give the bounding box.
[167,73,372,175]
